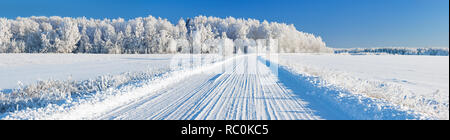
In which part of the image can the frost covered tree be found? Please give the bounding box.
[92,28,104,53]
[75,26,92,53]
[175,19,189,53]
[0,18,12,53]
[167,39,177,53]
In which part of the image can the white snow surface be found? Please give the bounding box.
[269,53,449,119]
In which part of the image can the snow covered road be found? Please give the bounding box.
[96,55,346,120]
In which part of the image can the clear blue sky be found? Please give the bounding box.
[0,0,448,48]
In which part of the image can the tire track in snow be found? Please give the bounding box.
[97,55,330,120]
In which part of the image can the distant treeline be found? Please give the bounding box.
[0,15,331,54]
[334,48,449,56]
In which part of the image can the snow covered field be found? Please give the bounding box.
[269,54,449,119]
[0,53,448,120]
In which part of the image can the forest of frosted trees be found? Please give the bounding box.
[0,15,331,54]
[334,47,449,56]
